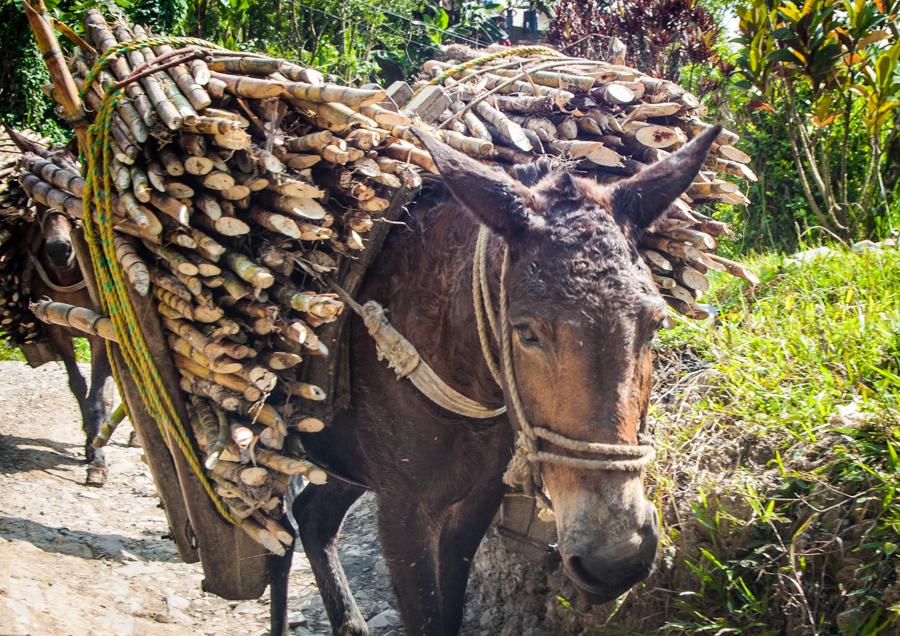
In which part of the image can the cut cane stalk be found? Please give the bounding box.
[255,449,327,484]
[168,335,242,375]
[222,251,275,289]
[144,242,198,276]
[114,234,150,296]
[474,101,531,151]
[30,301,117,341]
[262,351,303,370]
[705,253,759,285]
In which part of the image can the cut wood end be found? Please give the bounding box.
[295,417,325,433]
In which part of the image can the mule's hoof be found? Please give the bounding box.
[85,462,108,487]
[128,430,141,448]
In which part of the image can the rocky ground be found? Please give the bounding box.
[0,359,614,636]
[0,360,403,636]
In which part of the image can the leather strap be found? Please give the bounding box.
[28,251,87,294]
[360,301,505,419]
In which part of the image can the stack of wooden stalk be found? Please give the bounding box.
[22,136,332,554]
[0,130,48,345]
[413,49,758,318]
[19,11,754,551]
[20,9,429,554]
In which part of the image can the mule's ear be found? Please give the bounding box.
[3,124,45,155]
[412,128,540,237]
[612,124,721,230]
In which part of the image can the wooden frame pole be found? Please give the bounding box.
[22,0,88,151]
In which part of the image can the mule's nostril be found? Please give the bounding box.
[565,555,604,587]
[45,241,74,268]
[641,507,661,543]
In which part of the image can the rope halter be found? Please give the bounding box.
[472,226,655,506]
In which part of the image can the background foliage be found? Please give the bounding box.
[642,246,900,634]
[0,0,507,130]
[549,0,900,251]
[2,0,898,250]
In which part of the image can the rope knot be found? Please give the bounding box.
[502,431,535,492]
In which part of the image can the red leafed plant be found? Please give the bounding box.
[548,0,721,81]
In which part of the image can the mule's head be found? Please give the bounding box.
[40,209,76,269]
[417,126,719,603]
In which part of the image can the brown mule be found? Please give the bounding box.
[7,127,114,487]
[269,126,722,635]
[27,205,113,486]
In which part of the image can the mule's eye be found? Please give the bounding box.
[644,305,669,340]
[513,323,541,347]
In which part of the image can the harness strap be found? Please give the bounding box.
[360,301,505,419]
[28,251,88,293]
[326,279,504,420]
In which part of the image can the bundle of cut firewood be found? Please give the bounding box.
[23,138,333,553]
[412,48,759,318]
[0,131,48,345]
[19,9,430,553]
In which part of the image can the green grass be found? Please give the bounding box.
[0,334,25,361]
[0,334,92,362]
[638,246,900,635]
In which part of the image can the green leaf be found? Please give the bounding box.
[772,27,797,40]
[769,49,802,64]
[436,8,449,30]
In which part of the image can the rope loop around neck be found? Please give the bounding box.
[471,225,656,504]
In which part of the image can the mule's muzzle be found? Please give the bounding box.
[562,504,659,603]
[45,239,75,269]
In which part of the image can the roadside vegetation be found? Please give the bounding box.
[0,335,90,362]
[641,246,899,634]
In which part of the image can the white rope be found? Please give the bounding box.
[28,251,88,294]
[471,225,655,503]
[472,228,502,386]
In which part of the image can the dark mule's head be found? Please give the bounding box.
[2,125,77,270]
[39,208,76,269]
[417,126,719,603]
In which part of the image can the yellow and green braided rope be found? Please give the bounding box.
[80,37,236,525]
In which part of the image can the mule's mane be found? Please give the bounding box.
[504,162,658,315]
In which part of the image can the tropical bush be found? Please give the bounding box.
[548,0,722,81]
[734,0,900,242]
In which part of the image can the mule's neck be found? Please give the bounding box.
[363,189,506,412]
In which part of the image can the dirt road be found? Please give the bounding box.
[0,360,401,636]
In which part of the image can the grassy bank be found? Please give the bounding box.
[0,336,25,361]
[638,246,899,634]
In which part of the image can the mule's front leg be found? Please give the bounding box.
[49,327,87,406]
[48,327,92,470]
[295,479,368,636]
[434,478,508,634]
[377,498,450,636]
[83,336,112,486]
